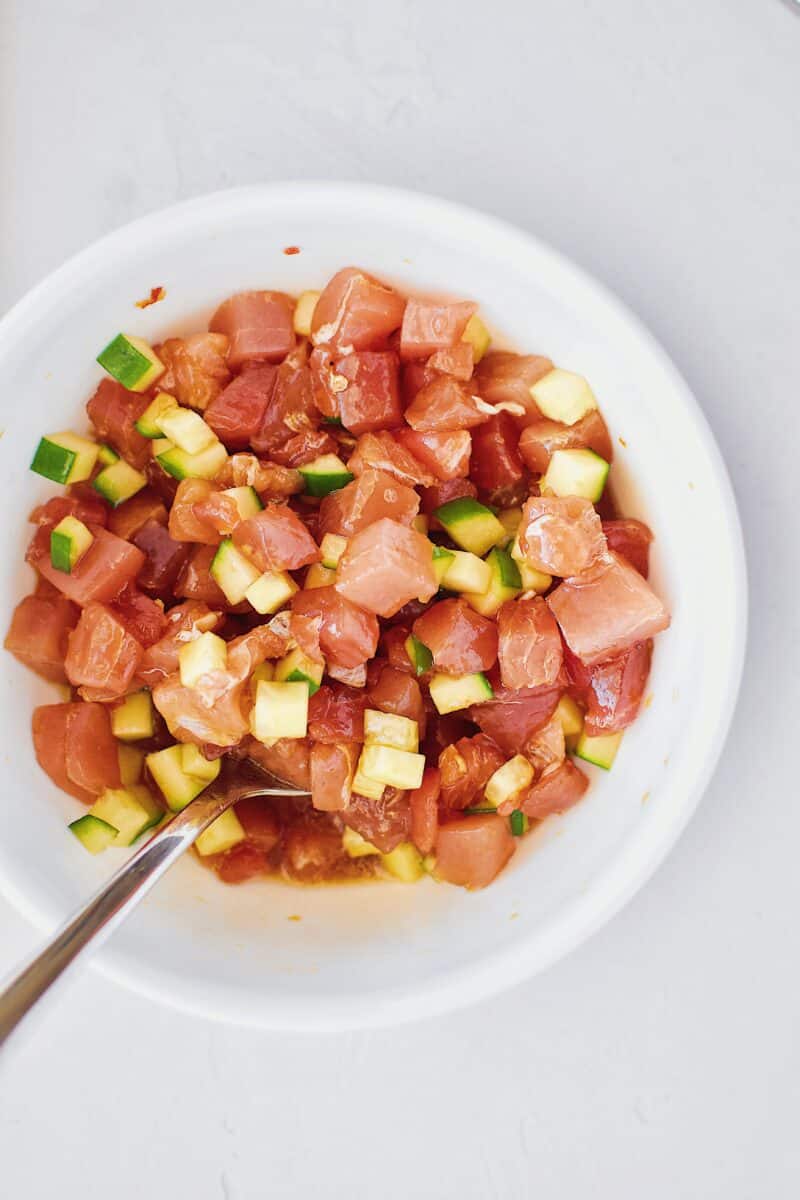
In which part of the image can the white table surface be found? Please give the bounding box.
[2,1,799,1196]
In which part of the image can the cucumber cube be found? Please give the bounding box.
[90,785,162,846]
[251,680,309,741]
[320,532,348,569]
[111,690,155,741]
[497,507,523,544]
[273,647,324,695]
[68,813,119,854]
[433,497,506,557]
[97,443,120,466]
[179,630,228,688]
[50,515,94,573]
[529,368,598,425]
[146,744,210,811]
[359,745,426,791]
[352,754,386,801]
[484,755,534,809]
[249,661,274,702]
[540,449,609,503]
[195,808,246,857]
[404,634,433,676]
[509,810,530,837]
[222,486,263,521]
[118,743,144,785]
[461,313,491,363]
[181,744,222,783]
[135,391,178,438]
[293,290,320,337]
[210,539,262,604]
[575,730,623,770]
[157,439,228,481]
[510,536,553,592]
[462,546,522,617]
[429,671,493,715]
[304,563,337,589]
[298,453,354,498]
[364,708,419,753]
[432,545,457,586]
[381,842,425,882]
[97,333,164,392]
[555,695,584,739]
[31,432,99,485]
[441,548,491,594]
[156,407,217,454]
[92,459,148,507]
[245,569,299,614]
[342,826,380,858]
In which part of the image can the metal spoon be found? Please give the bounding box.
[0,762,309,1046]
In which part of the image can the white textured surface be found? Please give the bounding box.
[1,1,798,1197]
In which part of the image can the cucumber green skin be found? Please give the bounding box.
[489,547,522,589]
[406,635,433,676]
[509,810,528,836]
[135,416,165,438]
[575,738,620,770]
[69,814,119,853]
[92,469,144,508]
[50,530,75,573]
[434,497,495,524]
[30,438,75,484]
[97,334,150,390]
[300,470,354,498]
[284,668,322,696]
[157,451,191,481]
[97,443,120,465]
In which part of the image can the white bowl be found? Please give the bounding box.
[0,184,746,1030]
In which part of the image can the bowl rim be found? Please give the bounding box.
[0,182,748,1030]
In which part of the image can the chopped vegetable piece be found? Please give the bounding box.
[111,690,155,741]
[210,539,262,604]
[146,744,211,811]
[69,813,119,855]
[293,290,320,336]
[342,826,380,858]
[90,785,161,846]
[433,497,506,557]
[381,842,424,882]
[31,433,99,485]
[118,743,144,785]
[575,730,623,769]
[245,570,299,614]
[97,333,164,392]
[320,532,348,569]
[429,671,493,714]
[93,459,148,507]
[554,695,584,739]
[97,443,120,466]
[484,755,534,809]
[540,448,610,503]
[351,751,386,800]
[510,536,553,592]
[180,744,221,783]
[274,647,324,695]
[364,708,419,753]
[251,680,308,741]
[179,630,227,687]
[222,486,263,521]
[156,439,228,481]
[509,810,529,837]
[404,634,433,676]
[432,545,457,586]
[360,745,425,791]
[135,392,178,438]
[196,809,246,857]
[298,453,354,497]
[305,563,337,589]
[462,313,491,362]
[529,368,598,425]
[462,546,522,617]
[156,407,217,454]
[50,516,94,573]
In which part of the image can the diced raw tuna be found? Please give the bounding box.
[65,602,144,701]
[307,683,368,743]
[519,410,614,473]
[519,495,607,577]
[497,596,563,690]
[341,788,411,853]
[271,428,337,467]
[205,365,278,449]
[318,469,419,537]
[547,551,671,665]
[110,584,168,647]
[245,736,311,790]
[86,378,151,470]
[520,759,589,819]
[33,701,121,802]
[132,518,191,597]
[310,742,359,812]
[367,664,426,737]
[420,477,477,517]
[439,733,506,810]
[311,267,406,351]
[291,587,379,669]
[174,545,231,608]
[334,351,403,435]
[234,795,280,853]
[137,601,223,688]
[156,333,231,411]
[32,704,94,803]
[523,713,566,779]
[167,479,220,545]
[409,767,440,855]
[347,431,435,487]
[434,814,515,889]
[567,639,653,735]
[36,527,146,607]
[475,351,554,426]
[427,342,474,381]
[108,489,168,541]
[404,375,489,432]
[335,518,437,618]
[468,680,563,756]
[216,454,302,499]
[413,598,498,675]
[5,592,79,683]
[601,519,653,578]
[394,428,471,481]
[251,360,316,456]
[232,504,320,572]
[400,298,477,360]
[469,412,527,505]
[209,292,294,368]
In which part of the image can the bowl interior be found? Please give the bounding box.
[0,185,744,1029]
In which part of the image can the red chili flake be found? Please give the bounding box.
[283,246,301,256]
[135,286,166,309]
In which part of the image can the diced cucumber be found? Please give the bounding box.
[222,486,263,521]
[320,532,348,569]
[412,514,429,535]
[245,569,299,614]
[352,753,386,801]
[181,744,222,783]
[135,391,178,438]
[429,671,493,715]
[97,333,164,392]
[555,695,584,739]
[461,313,491,363]
[249,661,274,702]
[69,813,119,854]
[298,453,354,498]
[484,755,534,809]
[510,810,530,837]
[273,647,324,695]
[364,708,419,753]
[156,407,216,454]
[540,448,609,503]
[510,536,553,592]
[529,368,598,425]
[157,439,228,481]
[293,290,320,337]
[90,785,162,846]
[111,690,155,741]
[441,548,491,594]
[359,745,425,791]
[405,634,433,676]
[575,730,623,770]
[195,808,246,857]
[151,437,173,457]
[30,432,99,485]
[50,516,94,573]
[342,826,380,858]
[251,680,308,741]
[92,459,148,507]
[497,507,522,545]
[179,630,228,687]
[146,744,210,811]
[462,546,522,616]
[118,743,144,785]
[381,842,424,882]
[305,563,337,589]
[97,443,120,466]
[211,539,262,604]
[432,544,457,586]
[433,497,506,557]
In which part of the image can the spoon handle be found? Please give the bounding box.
[0,786,237,1047]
